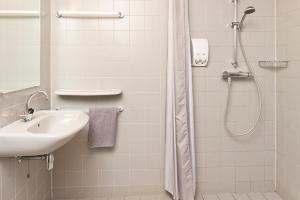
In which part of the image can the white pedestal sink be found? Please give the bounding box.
[0,110,89,157]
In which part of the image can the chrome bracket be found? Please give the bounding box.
[231,22,240,29]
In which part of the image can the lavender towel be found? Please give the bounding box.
[88,108,118,148]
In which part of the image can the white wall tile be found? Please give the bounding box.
[276,0,300,199]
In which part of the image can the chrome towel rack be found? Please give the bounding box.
[0,10,40,17]
[56,11,124,18]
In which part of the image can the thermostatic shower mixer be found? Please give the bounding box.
[222,71,254,80]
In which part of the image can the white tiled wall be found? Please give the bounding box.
[0,0,51,200]
[51,0,167,199]
[51,0,276,199]
[276,0,300,199]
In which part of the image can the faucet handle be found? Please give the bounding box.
[19,112,33,122]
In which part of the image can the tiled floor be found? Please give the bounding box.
[55,192,283,200]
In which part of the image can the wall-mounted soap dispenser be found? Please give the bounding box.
[191,39,209,67]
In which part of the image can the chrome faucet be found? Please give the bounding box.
[20,91,49,122]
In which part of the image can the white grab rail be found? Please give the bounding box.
[56,11,124,18]
[0,10,40,17]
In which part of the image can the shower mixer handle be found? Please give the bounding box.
[222,71,254,80]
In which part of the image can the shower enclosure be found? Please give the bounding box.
[189,0,276,194]
[189,0,299,198]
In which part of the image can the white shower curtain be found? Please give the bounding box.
[164,0,196,199]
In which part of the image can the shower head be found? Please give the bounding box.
[244,6,256,14]
[240,6,256,25]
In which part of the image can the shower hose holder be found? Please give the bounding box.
[231,22,241,30]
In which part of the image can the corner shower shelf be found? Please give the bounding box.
[258,61,288,69]
[55,89,122,97]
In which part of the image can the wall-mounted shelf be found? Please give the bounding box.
[55,89,122,97]
[0,10,40,17]
[56,11,124,18]
[259,61,288,69]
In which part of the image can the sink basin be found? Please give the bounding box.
[0,110,89,157]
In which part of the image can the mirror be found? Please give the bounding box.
[0,0,40,93]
